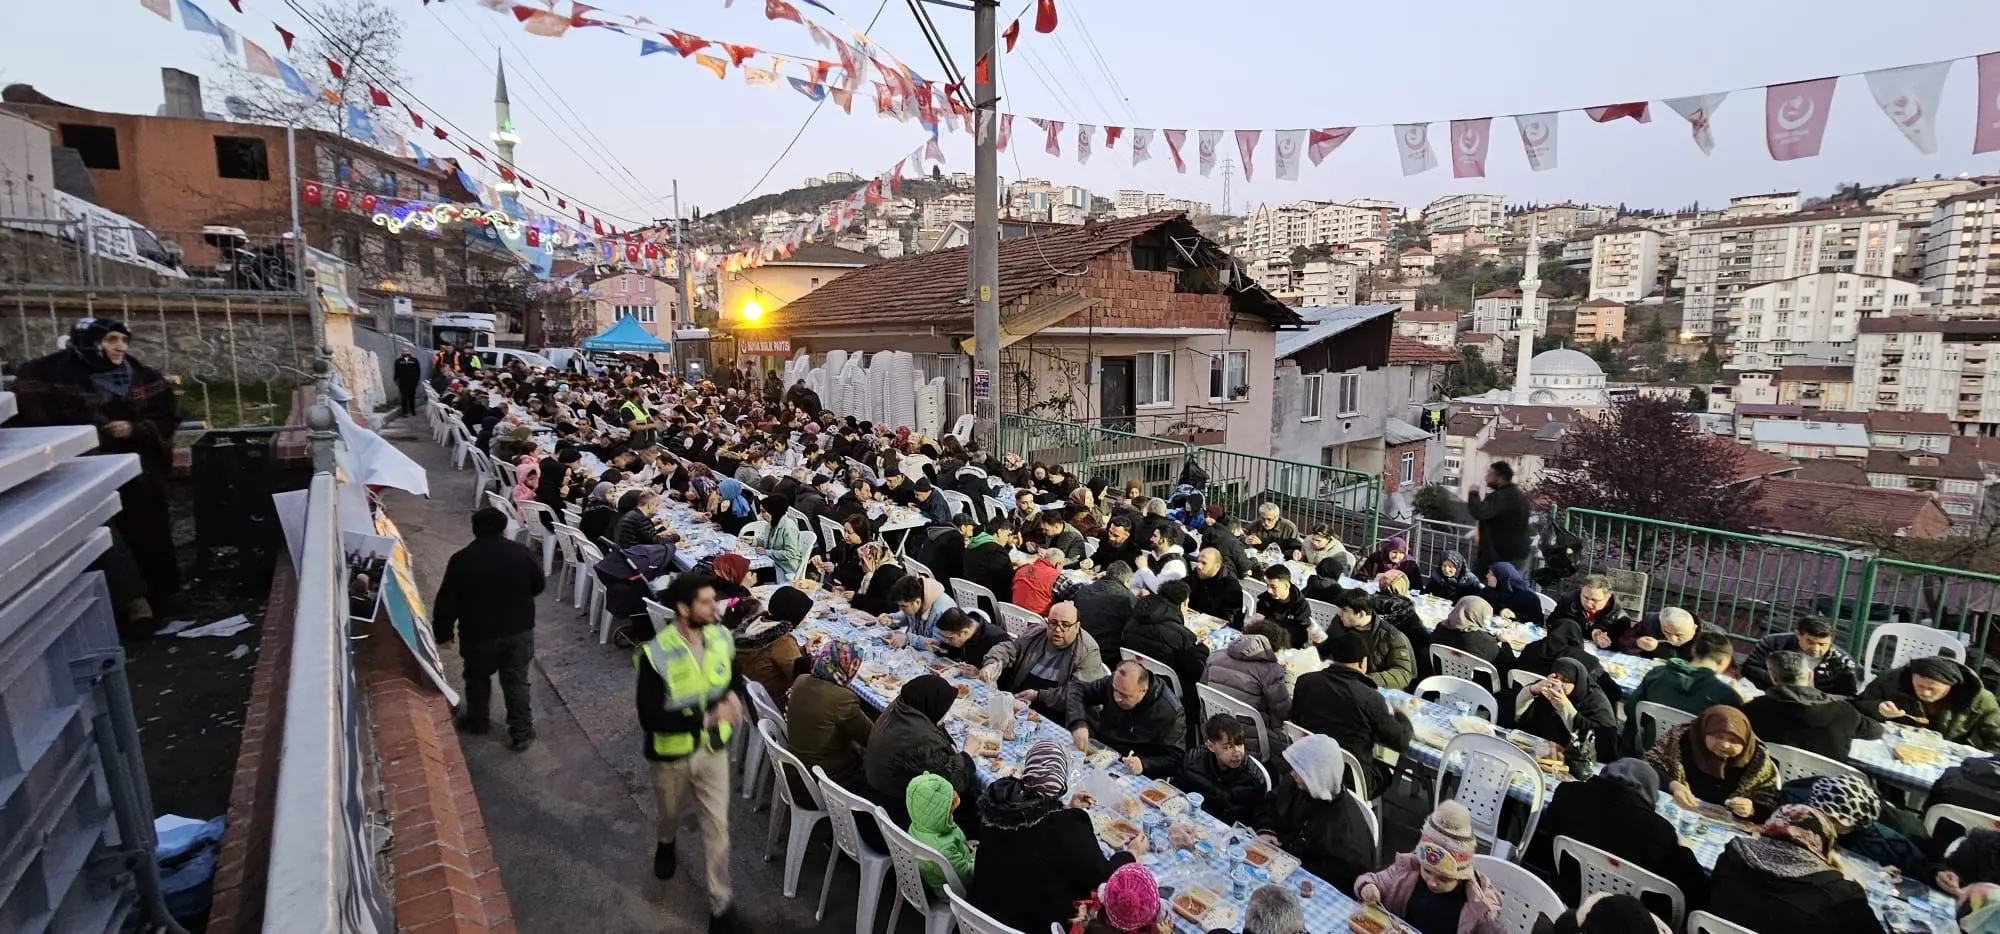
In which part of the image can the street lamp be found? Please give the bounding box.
[740,298,766,323]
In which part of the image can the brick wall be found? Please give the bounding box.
[1005,246,1233,331]
[1385,439,1427,494]
[207,559,297,934]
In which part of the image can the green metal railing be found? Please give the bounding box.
[1853,558,2000,667]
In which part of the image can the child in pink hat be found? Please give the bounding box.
[1355,800,1503,934]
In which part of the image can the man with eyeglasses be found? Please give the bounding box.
[980,602,1108,720]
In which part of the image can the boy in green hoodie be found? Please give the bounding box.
[905,771,975,892]
[1624,629,1744,747]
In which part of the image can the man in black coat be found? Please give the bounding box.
[394,345,423,416]
[1741,649,1882,761]
[916,514,975,583]
[1523,759,1709,913]
[434,507,548,749]
[1176,715,1267,827]
[1289,630,1411,795]
[1071,561,1136,661]
[1187,547,1245,626]
[933,607,1011,669]
[1066,661,1187,777]
[1466,460,1532,575]
[1092,515,1145,571]
[1203,516,1257,580]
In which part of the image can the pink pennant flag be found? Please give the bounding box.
[828,87,853,113]
[1395,123,1437,176]
[139,0,172,20]
[1979,53,2000,154]
[1306,127,1353,166]
[243,39,282,79]
[1163,129,1187,173]
[1077,124,1094,164]
[1513,112,1558,171]
[1449,118,1490,178]
[1765,77,1837,161]
[1272,129,1303,181]
[1866,62,1951,154]
[1233,130,1260,181]
[1032,118,1063,157]
[1585,102,1650,123]
[1197,130,1221,177]
[1130,128,1154,166]
[998,113,1014,152]
[926,135,946,165]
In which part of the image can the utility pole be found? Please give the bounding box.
[673,179,695,379]
[970,0,1000,449]
[1218,157,1235,220]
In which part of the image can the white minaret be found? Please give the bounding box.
[1511,220,1542,404]
[491,52,520,206]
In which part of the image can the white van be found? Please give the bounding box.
[473,347,553,371]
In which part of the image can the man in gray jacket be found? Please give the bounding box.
[979,601,1109,719]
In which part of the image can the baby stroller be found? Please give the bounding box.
[594,542,679,648]
[1530,517,1581,591]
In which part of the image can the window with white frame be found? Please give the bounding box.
[1209,350,1250,402]
[638,304,657,323]
[1399,452,1416,485]
[1135,352,1173,406]
[1894,293,1912,307]
[1336,373,1360,416]
[1301,374,1323,420]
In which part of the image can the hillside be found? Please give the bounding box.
[696,175,958,239]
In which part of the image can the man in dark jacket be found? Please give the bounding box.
[1332,589,1415,689]
[933,607,1011,669]
[1187,547,1245,626]
[1624,630,1745,747]
[435,507,547,749]
[912,477,955,527]
[1204,516,1257,580]
[1175,715,1265,827]
[1290,630,1410,795]
[394,346,423,416]
[1120,580,1209,732]
[1524,759,1709,913]
[1253,564,1313,648]
[1740,616,1862,696]
[1030,510,1087,562]
[1556,575,1635,647]
[1072,562,1136,661]
[1466,460,1531,575]
[1066,660,1187,778]
[1744,651,1882,761]
[961,517,1019,608]
[613,490,667,548]
[535,447,579,529]
[1092,515,1145,571]
[982,603,1108,719]
[916,514,975,583]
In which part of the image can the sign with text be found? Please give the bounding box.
[741,338,792,356]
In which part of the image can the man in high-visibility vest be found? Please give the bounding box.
[637,571,743,933]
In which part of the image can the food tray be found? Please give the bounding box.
[1170,887,1219,924]
[1244,841,1300,882]
[1448,715,1495,736]
[965,730,1003,758]
[1138,780,1186,815]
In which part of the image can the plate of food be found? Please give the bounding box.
[1098,819,1141,849]
[1894,743,1947,766]
[1448,715,1496,737]
[1170,888,1218,924]
[792,578,821,594]
[1138,781,1180,809]
[1203,905,1240,931]
[1070,790,1098,810]
[1244,841,1301,883]
[955,703,989,727]
[1085,748,1120,770]
[955,683,974,700]
[965,730,1004,758]
[1348,903,1409,934]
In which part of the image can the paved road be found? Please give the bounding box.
[378,419,863,934]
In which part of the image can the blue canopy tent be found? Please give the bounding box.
[580,315,672,352]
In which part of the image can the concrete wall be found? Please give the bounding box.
[0,290,314,385]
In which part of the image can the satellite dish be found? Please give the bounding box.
[223,96,253,120]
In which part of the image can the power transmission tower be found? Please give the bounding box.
[1218,157,1235,217]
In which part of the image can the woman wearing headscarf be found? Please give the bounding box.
[1549,894,1675,934]
[577,481,619,544]
[1646,705,1781,821]
[1525,759,1709,914]
[1425,550,1482,602]
[863,675,973,825]
[1432,596,1505,672]
[1358,536,1423,581]
[785,642,875,792]
[845,542,909,616]
[709,553,754,602]
[1372,570,1432,678]
[12,316,184,624]
[1474,561,1544,624]
[1858,655,2000,754]
[1708,805,1886,934]
[729,587,812,712]
[1779,774,1930,874]
[969,740,1142,933]
[1068,863,1168,934]
[1252,734,1382,895]
[684,461,719,506]
[1355,800,1503,934]
[705,477,755,534]
[1200,620,1294,760]
[1504,657,1619,769]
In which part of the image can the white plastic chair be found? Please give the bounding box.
[876,806,966,934]
[1339,746,1374,801]
[741,520,771,543]
[1351,787,1381,858]
[995,601,1042,638]
[1246,755,1273,792]
[758,720,828,898]
[1474,854,1567,934]
[1863,621,1967,684]
[1119,647,1182,697]
[1240,590,1258,625]
[1506,669,1544,692]
[1304,597,1339,634]
[1764,742,1869,786]
[817,515,844,560]
[552,523,587,605]
[643,598,673,637]
[1196,683,1271,761]
[1414,675,1500,722]
[904,557,935,580]
[946,889,1028,934]
[812,767,894,934]
[1282,720,1312,745]
[1924,802,2000,837]
[1240,578,1269,600]
[939,489,974,521]
[1535,591,1558,618]
[1430,644,1503,693]
[1437,733,1546,860]
[1686,910,1759,934]
[743,681,786,804]
[982,497,1010,524]
[1633,701,1698,752]
[484,491,522,541]
[1550,835,1686,929]
[949,577,999,620]
[518,501,562,575]
[468,449,496,508]
[949,414,975,444]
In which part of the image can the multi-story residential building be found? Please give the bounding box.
[1245,201,1316,260]
[1423,193,1506,233]
[802,175,825,187]
[824,170,863,184]
[1398,247,1436,281]
[1627,211,1721,268]
[1854,317,2000,435]
[1682,208,1900,338]
[1750,419,1871,459]
[1148,193,1212,217]
[1312,201,1391,246]
[948,172,974,190]
[1430,228,1471,255]
[1509,204,1582,240]
[1367,284,1420,307]
[1561,236,1597,266]
[922,192,977,228]
[1339,238,1391,266]
[1248,257,1294,293]
[1005,178,1065,219]
[1299,260,1359,306]
[1728,272,1927,368]
[1588,228,1663,302]
[1243,199,1391,261]
[1724,192,1803,219]
[1472,288,1551,337]
[1051,203,1089,224]
[1574,298,1627,344]
[1871,177,1987,223]
[1395,308,1459,348]
[1922,186,2000,308]
[1776,365,1855,410]
[583,272,680,336]
[1573,204,1620,228]
[1114,189,1154,217]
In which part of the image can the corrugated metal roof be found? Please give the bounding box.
[1275,304,1398,358]
[1750,419,1869,447]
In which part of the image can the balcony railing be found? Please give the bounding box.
[0,217,307,296]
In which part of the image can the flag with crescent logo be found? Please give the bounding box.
[1449,118,1490,178]
[1197,130,1221,177]
[1034,118,1063,156]
[1865,62,1950,154]
[1307,127,1353,166]
[1163,130,1187,173]
[1512,112,1558,171]
[1394,123,1436,176]
[1130,128,1154,165]
[1234,130,1260,181]
[1664,94,1726,154]
[1272,129,1304,180]
[1077,124,1094,164]
[1978,53,2000,154]
[998,113,1014,152]
[1765,77,1837,161]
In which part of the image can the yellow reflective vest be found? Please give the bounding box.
[635,624,736,759]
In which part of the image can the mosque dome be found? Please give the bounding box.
[1529,348,1604,377]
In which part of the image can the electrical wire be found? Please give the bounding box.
[729,0,894,206]
[1062,2,1140,126]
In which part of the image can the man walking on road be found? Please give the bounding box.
[394,346,422,417]
[433,506,546,750]
[638,571,743,934]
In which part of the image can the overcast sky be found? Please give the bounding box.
[9,0,2000,228]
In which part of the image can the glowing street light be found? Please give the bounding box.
[740,298,766,323]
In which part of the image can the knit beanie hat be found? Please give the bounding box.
[1415,800,1478,880]
[1098,863,1161,932]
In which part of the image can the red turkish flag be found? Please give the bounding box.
[519,176,534,190]
[1104,126,1123,148]
[498,166,516,183]
[525,227,541,248]
[302,181,323,205]
[325,57,345,80]
[468,147,485,162]
[593,218,604,235]
[1002,20,1020,52]
[406,107,424,129]
[358,193,380,213]
[512,5,536,22]
[663,32,708,57]
[1584,102,1651,123]
[331,188,352,211]
[577,208,586,223]
[722,43,758,67]
[276,26,296,51]
[1034,0,1057,33]
[765,0,802,24]
[625,243,640,262]
[645,243,660,259]
[368,85,390,107]
[558,197,568,209]
[433,126,447,140]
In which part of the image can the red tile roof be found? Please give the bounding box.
[1807,410,1955,435]
[1446,413,1491,438]
[1724,447,1802,484]
[1865,449,1987,481]
[1794,458,1870,485]
[1400,246,1432,256]
[1387,335,1459,365]
[1476,288,1523,300]
[1481,427,1561,459]
[1753,477,1950,540]
[1397,308,1460,323]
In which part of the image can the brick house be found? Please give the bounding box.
[772,211,1303,457]
[1753,477,1953,541]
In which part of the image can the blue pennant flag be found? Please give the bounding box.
[344,103,376,141]
[177,0,237,54]
[788,77,827,102]
[408,143,430,169]
[455,166,484,205]
[640,38,672,56]
[802,0,836,11]
[274,59,311,96]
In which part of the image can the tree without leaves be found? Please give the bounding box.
[215,0,410,135]
[1534,397,1763,532]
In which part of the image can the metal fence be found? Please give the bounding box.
[0,216,306,295]
[1854,558,2000,668]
